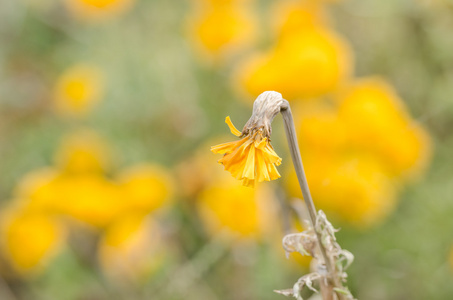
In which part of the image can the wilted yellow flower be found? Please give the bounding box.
[198,178,278,239]
[187,4,256,62]
[211,116,282,187]
[235,26,352,101]
[337,78,432,180]
[54,64,104,117]
[117,164,174,214]
[55,130,112,174]
[65,0,135,21]
[0,209,65,274]
[98,215,166,282]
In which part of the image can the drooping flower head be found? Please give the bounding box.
[211,91,285,187]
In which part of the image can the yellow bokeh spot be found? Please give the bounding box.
[54,64,104,117]
[0,209,65,274]
[198,179,278,239]
[338,78,432,179]
[55,130,112,175]
[98,215,165,282]
[14,168,63,213]
[117,164,174,214]
[80,0,121,8]
[284,78,432,227]
[296,103,347,154]
[56,175,124,228]
[65,0,135,21]
[271,0,328,36]
[287,155,397,228]
[288,251,312,269]
[235,27,352,101]
[187,4,257,62]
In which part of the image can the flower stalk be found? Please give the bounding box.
[245,91,352,299]
[212,91,354,299]
[280,102,338,284]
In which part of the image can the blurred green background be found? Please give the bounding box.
[0,0,453,299]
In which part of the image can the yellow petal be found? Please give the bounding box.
[242,145,256,180]
[211,137,248,154]
[255,151,270,182]
[267,163,281,180]
[242,178,255,187]
[255,137,267,149]
[221,141,252,179]
[262,144,282,164]
[225,116,242,137]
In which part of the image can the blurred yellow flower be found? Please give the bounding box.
[211,116,282,187]
[285,78,431,227]
[65,0,135,21]
[0,209,65,274]
[178,137,243,199]
[54,64,104,117]
[56,175,124,228]
[234,26,352,101]
[194,0,253,5]
[198,178,278,240]
[271,0,328,36]
[287,155,397,227]
[98,215,166,282]
[55,129,112,175]
[14,168,63,213]
[337,78,432,180]
[117,164,174,214]
[24,130,110,178]
[187,3,257,63]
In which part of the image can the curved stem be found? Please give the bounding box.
[280,101,344,299]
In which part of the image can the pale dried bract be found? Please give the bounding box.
[242,91,286,138]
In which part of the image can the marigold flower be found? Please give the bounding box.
[54,64,105,117]
[65,0,135,21]
[211,116,282,187]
